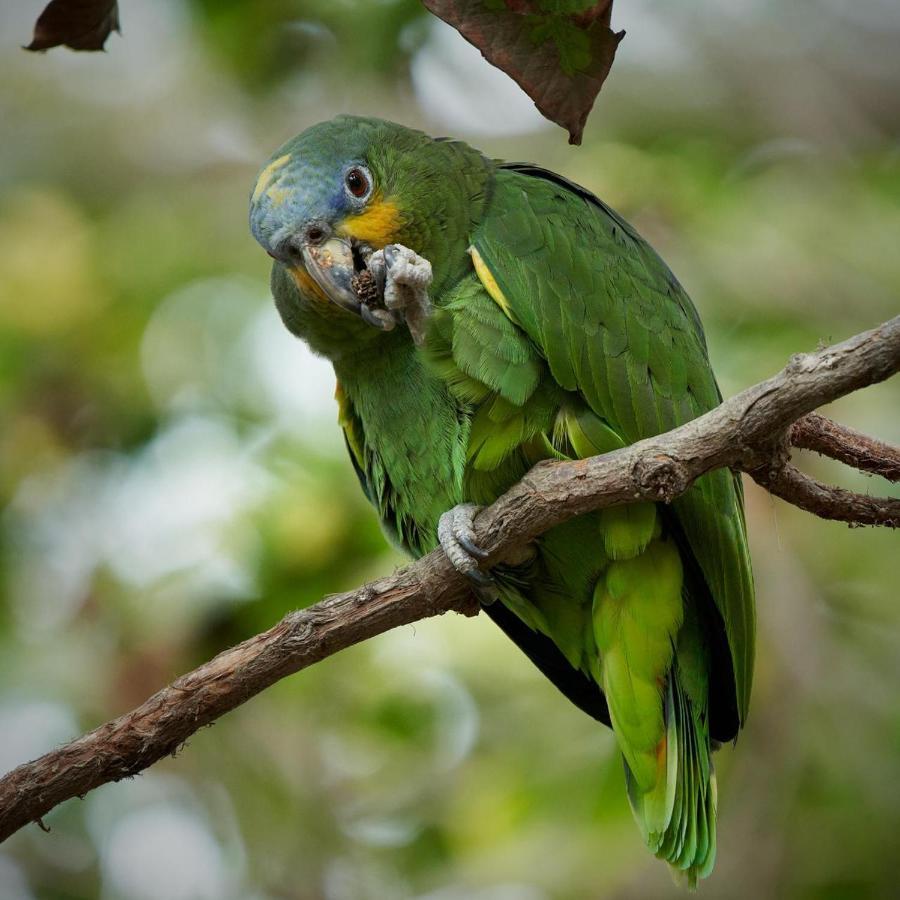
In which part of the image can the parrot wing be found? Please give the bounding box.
[465,163,755,733]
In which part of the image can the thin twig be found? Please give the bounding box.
[0,315,897,844]
[750,462,900,526]
[791,413,900,481]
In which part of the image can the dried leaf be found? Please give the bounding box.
[25,0,120,53]
[423,0,624,145]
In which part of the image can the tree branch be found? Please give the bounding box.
[750,462,900,526]
[0,315,898,843]
[791,413,900,481]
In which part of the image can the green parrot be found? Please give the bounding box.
[249,116,755,885]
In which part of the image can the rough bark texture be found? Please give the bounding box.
[0,315,897,843]
[791,412,900,481]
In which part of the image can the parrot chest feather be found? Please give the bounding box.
[334,339,468,556]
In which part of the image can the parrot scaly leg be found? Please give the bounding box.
[358,244,433,343]
[382,244,432,307]
[437,503,497,601]
[367,244,433,346]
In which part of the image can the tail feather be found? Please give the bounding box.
[698,772,718,881]
[627,679,678,848]
[589,522,718,884]
[675,695,699,870]
[625,668,717,888]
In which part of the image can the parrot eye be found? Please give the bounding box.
[345,166,371,200]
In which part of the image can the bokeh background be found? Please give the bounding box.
[1,1,899,898]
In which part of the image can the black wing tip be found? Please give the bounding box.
[483,598,611,728]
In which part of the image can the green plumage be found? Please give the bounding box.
[252,117,756,885]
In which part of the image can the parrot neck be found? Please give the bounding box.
[332,324,414,369]
[271,261,396,361]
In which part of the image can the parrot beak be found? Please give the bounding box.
[300,236,362,315]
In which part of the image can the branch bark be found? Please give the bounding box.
[1,315,898,843]
[791,412,900,481]
[750,462,900,526]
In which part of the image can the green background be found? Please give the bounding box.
[1,1,898,897]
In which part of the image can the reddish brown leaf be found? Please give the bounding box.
[25,0,120,52]
[423,0,624,145]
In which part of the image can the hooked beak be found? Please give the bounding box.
[284,234,393,331]
[300,236,361,315]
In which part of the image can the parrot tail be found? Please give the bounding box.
[624,667,717,888]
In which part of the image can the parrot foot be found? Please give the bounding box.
[437,503,497,602]
[364,244,433,346]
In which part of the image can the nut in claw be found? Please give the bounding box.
[351,269,381,307]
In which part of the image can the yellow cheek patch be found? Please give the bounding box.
[339,197,402,248]
[289,266,329,303]
[469,246,513,319]
[252,154,291,204]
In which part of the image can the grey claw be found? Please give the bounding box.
[467,567,495,588]
[360,304,395,330]
[383,244,399,270]
[458,535,489,559]
[438,503,494,593]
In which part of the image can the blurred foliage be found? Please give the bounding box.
[185,0,426,87]
[1,1,899,898]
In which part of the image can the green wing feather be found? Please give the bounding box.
[426,261,724,881]
[469,166,755,729]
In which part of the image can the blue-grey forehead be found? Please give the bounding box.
[251,121,371,203]
[248,118,378,248]
[250,150,341,211]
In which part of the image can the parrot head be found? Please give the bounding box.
[249,116,492,353]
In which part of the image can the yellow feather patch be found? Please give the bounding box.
[469,246,512,318]
[335,381,365,469]
[289,266,329,303]
[252,154,291,203]
[267,186,292,209]
[339,197,402,248]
